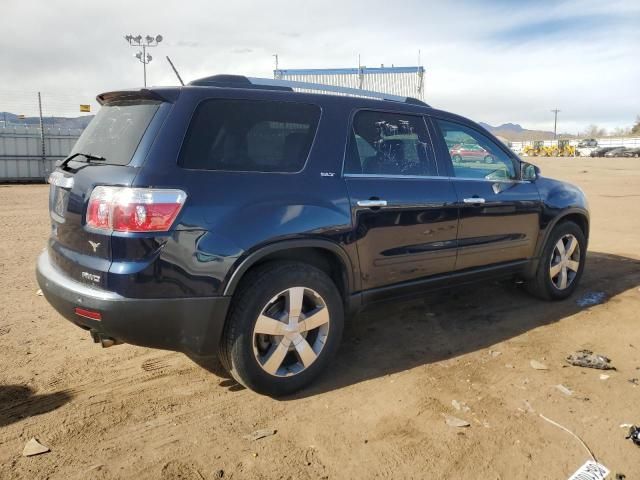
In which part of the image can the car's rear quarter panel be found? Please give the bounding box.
[132,88,357,297]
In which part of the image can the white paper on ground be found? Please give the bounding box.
[567,460,609,480]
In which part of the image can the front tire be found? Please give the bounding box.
[525,221,586,300]
[219,262,344,396]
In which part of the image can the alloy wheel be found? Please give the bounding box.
[252,287,330,377]
[549,234,581,290]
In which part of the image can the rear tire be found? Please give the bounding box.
[525,221,586,300]
[219,262,344,396]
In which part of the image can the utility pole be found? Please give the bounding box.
[273,54,279,79]
[37,92,47,177]
[551,109,561,139]
[124,34,163,87]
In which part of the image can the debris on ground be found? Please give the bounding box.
[568,460,610,480]
[576,291,607,307]
[566,350,615,370]
[530,360,549,370]
[444,415,470,428]
[628,378,639,386]
[214,469,224,479]
[35,289,43,296]
[243,428,277,441]
[615,473,626,480]
[539,414,598,464]
[600,374,610,380]
[555,384,573,396]
[625,425,640,446]
[22,438,50,457]
[522,400,535,413]
[488,350,502,358]
[451,400,470,412]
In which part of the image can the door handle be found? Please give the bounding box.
[463,197,486,204]
[357,199,388,208]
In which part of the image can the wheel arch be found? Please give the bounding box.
[223,239,356,303]
[524,208,589,278]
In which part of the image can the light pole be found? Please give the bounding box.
[551,109,560,139]
[124,34,163,87]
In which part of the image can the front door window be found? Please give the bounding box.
[436,120,516,181]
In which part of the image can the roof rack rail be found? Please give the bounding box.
[188,75,430,107]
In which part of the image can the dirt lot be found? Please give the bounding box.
[1,157,639,479]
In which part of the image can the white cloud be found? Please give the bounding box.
[1,0,638,132]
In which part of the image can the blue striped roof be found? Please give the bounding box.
[274,66,425,76]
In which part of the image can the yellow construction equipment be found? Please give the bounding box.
[523,140,575,157]
[522,141,546,157]
[556,139,576,157]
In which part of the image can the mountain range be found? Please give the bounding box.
[479,122,556,141]
[0,112,93,131]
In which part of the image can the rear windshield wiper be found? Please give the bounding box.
[59,152,107,169]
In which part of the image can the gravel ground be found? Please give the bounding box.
[0,157,639,479]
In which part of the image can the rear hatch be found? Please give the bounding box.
[48,92,166,289]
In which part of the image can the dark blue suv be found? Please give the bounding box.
[37,75,589,396]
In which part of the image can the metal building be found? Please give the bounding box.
[274,66,425,100]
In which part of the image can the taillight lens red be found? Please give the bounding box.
[86,186,187,232]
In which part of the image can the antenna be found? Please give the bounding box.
[166,56,184,86]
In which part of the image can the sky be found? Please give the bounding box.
[1,0,638,134]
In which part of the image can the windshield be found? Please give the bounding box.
[69,99,160,165]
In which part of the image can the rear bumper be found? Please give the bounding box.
[36,250,231,356]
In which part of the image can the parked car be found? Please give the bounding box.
[37,75,590,396]
[622,147,640,158]
[449,143,495,163]
[604,147,628,157]
[576,138,598,157]
[590,146,618,157]
[577,139,598,148]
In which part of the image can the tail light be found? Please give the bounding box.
[86,186,187,232]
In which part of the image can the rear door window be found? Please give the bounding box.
[344,110,437,177]
[179,99,320,172]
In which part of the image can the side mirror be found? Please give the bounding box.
[521,161,540,181]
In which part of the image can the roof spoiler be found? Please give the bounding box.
[96,88,179,105]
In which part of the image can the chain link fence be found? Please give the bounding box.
[0,90,95,182]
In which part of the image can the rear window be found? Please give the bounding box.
[179,99,320,172]
[70,100,160,165]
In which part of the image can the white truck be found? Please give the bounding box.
[575,138,598,157]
